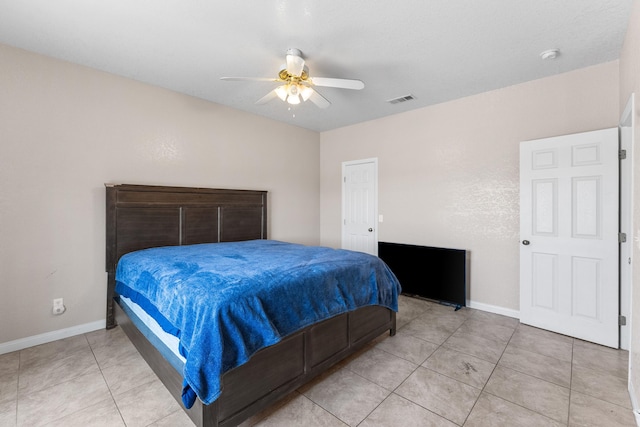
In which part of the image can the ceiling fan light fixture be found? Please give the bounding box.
[300,86,314,101]
[287,93,301,105]
[275,85,288,101]
[285,83,302,104]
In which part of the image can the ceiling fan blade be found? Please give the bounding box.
[310,77,364,90]
[307,89,331,109]
[255,90,279,105]
[286,53,305,77]
[221,77,279,82]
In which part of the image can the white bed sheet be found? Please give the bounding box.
[119,295,186,364]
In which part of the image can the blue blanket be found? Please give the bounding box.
[115,240,401,408]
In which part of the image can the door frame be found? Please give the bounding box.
[620,93,635,350]
[341,158,379,254]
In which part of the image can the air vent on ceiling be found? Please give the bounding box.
[387,94,416,105]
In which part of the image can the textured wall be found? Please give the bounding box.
[320,62,619,313]
[0,44,320,344]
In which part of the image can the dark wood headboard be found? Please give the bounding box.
[105,184,268,328]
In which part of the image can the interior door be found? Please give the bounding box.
[342,158,378,255]
[520,128,619,348]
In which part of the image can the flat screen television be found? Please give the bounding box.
[378,241,467,309]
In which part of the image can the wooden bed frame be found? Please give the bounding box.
[105,184,396,427]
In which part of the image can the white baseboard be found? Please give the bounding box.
[0,302,518,355]
[467,300,520,319]
[0,320,105,355]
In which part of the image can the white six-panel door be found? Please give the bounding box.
[342,158,378,255]
[520,128,619,348]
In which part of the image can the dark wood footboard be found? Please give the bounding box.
[116,301,396,427]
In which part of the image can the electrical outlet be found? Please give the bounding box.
[52,298,66,315]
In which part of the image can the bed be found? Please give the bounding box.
[105,184,399,427]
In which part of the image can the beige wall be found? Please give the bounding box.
[320,61,619,312]
[620,0,640,411]
[0,44,320,345]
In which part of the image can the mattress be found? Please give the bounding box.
[119,295,185,371]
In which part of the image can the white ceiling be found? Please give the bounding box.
[0,1,633,132]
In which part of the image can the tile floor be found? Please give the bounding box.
[0,295,635,426]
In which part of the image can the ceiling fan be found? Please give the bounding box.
[220,48,364,109]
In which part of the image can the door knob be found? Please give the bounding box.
[368,228,373,232]
[522,240,530,245]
